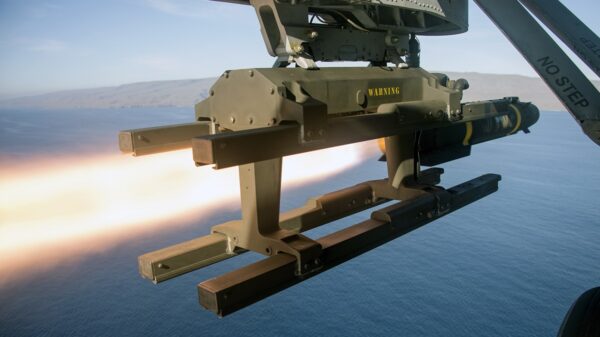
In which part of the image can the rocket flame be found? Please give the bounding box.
[0,143,376,284]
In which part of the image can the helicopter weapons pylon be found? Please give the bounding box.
[118,0,598,316]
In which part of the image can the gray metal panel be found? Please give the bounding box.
[475,0,600,146]
[236,0,469,64]
[520,0,600,78]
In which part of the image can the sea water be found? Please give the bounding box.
[0,108,598,336]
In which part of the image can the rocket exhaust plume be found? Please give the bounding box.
[0,142,377,285]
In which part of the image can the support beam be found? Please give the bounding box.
[119,122,210,156]
[213,158,323,275]
[138,233,233,283]
[384,133,418,189]
[192,113,404,169]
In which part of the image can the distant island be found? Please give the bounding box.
[1,72,598,112]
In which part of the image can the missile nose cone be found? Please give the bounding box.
[523,103,540,129]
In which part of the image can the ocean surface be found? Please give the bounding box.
[1,108,599,336]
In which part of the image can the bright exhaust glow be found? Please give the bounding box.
[0,143,376,283]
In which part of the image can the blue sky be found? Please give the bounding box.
[0,0,598,97]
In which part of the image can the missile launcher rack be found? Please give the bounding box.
[119,0,599,317]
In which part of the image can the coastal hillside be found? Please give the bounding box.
[1,72,598,111]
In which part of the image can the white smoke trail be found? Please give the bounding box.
[0,142,378,285]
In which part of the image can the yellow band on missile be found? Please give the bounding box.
[462,122,473,146]
[508,104,522,135]
[378,138,386,154]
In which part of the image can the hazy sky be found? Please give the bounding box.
[0,0,598,97]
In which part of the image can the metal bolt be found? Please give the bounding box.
[309,31,319,40]
[248,117,254,125]
[356,90,366,106]
[270,87,275,95]
[248,70,254,77]
[229,116,236,124]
